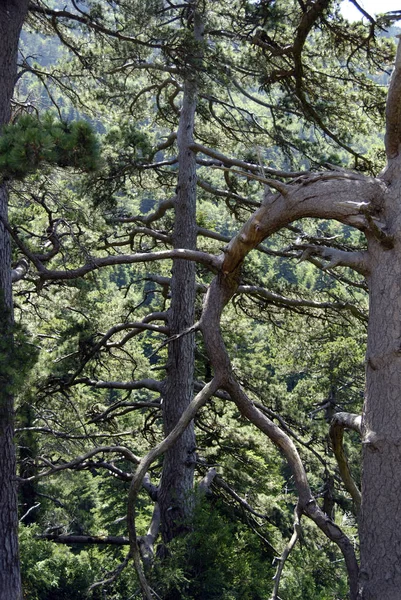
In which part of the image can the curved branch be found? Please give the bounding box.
[221,174,384,274]
[110,197,175,225]
[37,248,219,281]
[198,273,359,598]
[28,3,163,48]
[67,318,168,383]
[330,412,362,515]
[20,446,140,482]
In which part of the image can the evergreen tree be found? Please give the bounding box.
[3,1,401,598]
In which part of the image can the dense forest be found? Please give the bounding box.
[1,1,401,599]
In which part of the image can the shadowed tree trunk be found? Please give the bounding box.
[0,1,29,597]
[356,39,401,600]
[158,2,204,544]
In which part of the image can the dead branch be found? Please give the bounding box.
[271,505,302,600]
[20,446,140,482]
[11,258,29,282]
[330,412,362,515]
[297,246,370,275]
[36,534,130,545]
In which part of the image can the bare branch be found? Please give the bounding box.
[198,467,217,494]
[191,142,306,179]
[74,377,162,393]
[138,503,161,570]
[127,379,221,599]
[61,314,168,385]
[37,534,130,545]
[330,412,362,515]
[28,3,163,48]
[37,249,219,281]
[198,273,359,599]
[221,174,384,275]
[197,178,258,207]
[20,503,40,523]
[109,61,178,74]
[20,446,140,482]
[109,197,175,225]
[11,258,29,283]
[88,553,131,593]
[271,505,301,600]
[87,398,161,424]
[237,284,366,315]
[14,426,135,440]
[213,475,268,520]
[298,246,370,275]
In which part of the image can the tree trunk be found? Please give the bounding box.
[0,2,29,598]
[157,12,202,543]
[359,165,401,599]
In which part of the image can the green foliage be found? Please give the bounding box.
[151,498,274,600]
[0,320,39,396]
[20,525,96,600]
[0,113,100,179]
[9,1,393,598]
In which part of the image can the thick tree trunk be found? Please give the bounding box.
[158,24,201,542]
[0,2,29,598]
[359,165,401,600]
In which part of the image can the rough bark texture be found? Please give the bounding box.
[358,163,401,599]
[0,2,29,597]
[158,8,202,543]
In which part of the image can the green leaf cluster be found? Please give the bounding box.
[0,113,100,179]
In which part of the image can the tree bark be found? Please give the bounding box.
[358,165,401,599]
[0,2,29,598]
[157,4,203,543]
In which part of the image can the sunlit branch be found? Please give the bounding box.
[37,249,219,280]
[11,258,29,283]
[271,505,301,600]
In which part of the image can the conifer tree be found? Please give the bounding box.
[5,1,401,598]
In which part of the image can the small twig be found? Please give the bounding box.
[19,502,41,523]
[271,505,302,600]
[147,321,200,359]
[88,552,131,592]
